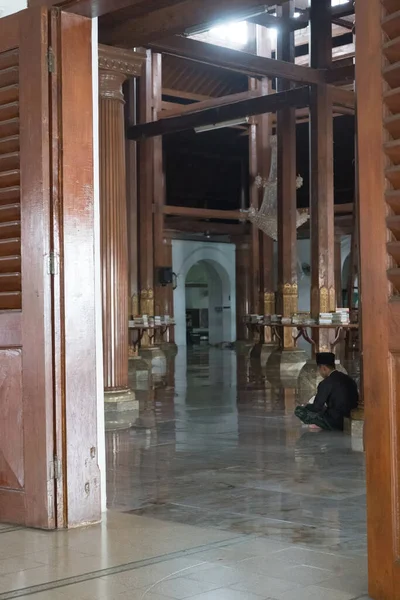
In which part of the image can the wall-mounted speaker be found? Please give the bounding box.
[156,267,173,286]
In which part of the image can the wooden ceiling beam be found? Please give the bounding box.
[28,0,159,18]
[148,36,325,85]
[99,0,282,47]
[162,206,244,220]
[160,89,261,118]
[127,86,310,140]
[160,86,354,121]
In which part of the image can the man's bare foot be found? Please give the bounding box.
[309,424,322,431]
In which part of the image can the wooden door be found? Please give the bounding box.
[357,0,400,597]
[0,7,56,528]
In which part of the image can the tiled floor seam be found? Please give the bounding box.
[0,534,253,600]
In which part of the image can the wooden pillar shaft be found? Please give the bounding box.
[277,0,297,349]
[309,0,335,352]
[99,46,141,391]
[138,50,155,316]
[236,240,251,340]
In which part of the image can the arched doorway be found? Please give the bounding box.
[172,240,236,347]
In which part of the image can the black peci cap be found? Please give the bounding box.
[316,352,335,368]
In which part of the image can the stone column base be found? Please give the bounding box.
[344,408,364,452]
[250,342,278,366]
[104,389,138,431]
[234,340,254,354]
[159,341,178,358]
[128,356,151,380]
[139,346,167,379]
[266,348,307,387]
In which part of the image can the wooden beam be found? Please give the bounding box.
[160,86,353,123]
[148,36,325,85]
[162,88,211,101]
[165,218,247,236]
[160,89,261,118]
[330,87,355,110]
[326,63,355,84]
[127,86,310,140]
[28,0,155,18]
[100,0,280,47]
[162,206,243,220]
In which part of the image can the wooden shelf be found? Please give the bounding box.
[0,237,20,256]
[386,165,400,188]
[384,61,400,89]
[384,112,400,138]
[382,10,400,40]
[384,87,400,113]
[0,152,19,172]
[0,272,21,293]
[0,290,21,310]
[384,139,400,164]
[0,85,18,108]
[387,215,400,238]
[0,118,19,139]
[0,186,19,206]
[0,220,20,240]
[0,170,19,189]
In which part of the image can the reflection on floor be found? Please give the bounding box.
[0,347,370,600]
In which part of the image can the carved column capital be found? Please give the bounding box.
[98,45,145,101]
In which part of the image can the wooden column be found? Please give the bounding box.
[152,52,170,319]
[257,27,275,320]
[249,89,261,316]
[125,78,139,319]
[309,0,335,352]
[277,0,297,349]
[236,240,251,340]
[334,237,342,308]
[99,46,142,392]
[249,26,275,320]
[138,50,155,317]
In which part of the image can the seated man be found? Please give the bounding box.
[295,352,359,431]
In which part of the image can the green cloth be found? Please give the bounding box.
[295,405,334,431]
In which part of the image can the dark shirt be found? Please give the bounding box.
[308,370,359,430]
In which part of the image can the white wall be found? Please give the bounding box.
[172,240,236,346]
[0,0,27,17]
[185,287,208,310]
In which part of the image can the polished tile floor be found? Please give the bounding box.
[0,347,369,600]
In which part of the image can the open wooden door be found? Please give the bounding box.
[357,0,400,598]
[0,7,56,528]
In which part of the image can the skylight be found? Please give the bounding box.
[207,21,249,48]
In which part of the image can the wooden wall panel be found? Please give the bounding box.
[58,11,101,527]
[0,349,23,491]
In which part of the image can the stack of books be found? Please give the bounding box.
[319,313,333,325]
[332,309,350,325]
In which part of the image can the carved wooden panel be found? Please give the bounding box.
[0,349,23,490]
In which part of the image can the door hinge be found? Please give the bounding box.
[50,457,62,481]
[47,252,58,276]
[47,47,55,74]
